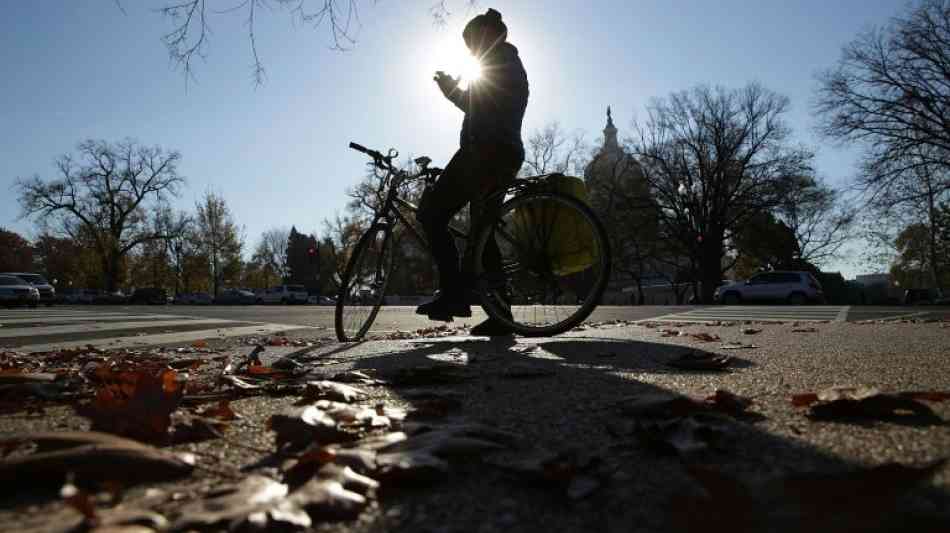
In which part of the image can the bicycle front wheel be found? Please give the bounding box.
[473,190,611,337]
[335,225,394,342]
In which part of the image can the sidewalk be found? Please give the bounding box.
[2,319,949,532]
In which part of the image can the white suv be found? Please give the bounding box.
[259,285,309,304]
[715,271,824,305]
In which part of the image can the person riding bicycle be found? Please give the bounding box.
[415,8,529,337]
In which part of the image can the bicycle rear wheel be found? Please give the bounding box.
[473,190,611,337]
[335,225,394,342]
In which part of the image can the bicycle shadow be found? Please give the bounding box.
[336,334,950,532]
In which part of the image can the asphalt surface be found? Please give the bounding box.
[2,317,949,532]
[4,304,950,352]
[18,303,950,327]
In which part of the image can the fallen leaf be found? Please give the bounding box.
[667,351,732,371]
[190,340,208,349]
[268,336,290,346]
[741,328,762,335]
[901,391,950,402]
[76,367,184,443]
[375,424,515,483]
[791,327,818,333]
[296,381,367,404]
[196,400,239,421]
[330,370,382,385]
[61,481,96,523]
[792,386,942,424]
[171,475,308,531]
[0,432,193,494]
[690,333,722,342]
[269,405,353,450]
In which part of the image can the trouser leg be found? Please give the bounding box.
[416,149,475,298]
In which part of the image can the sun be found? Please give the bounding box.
[457,53,483,86]
[430,36,483,89]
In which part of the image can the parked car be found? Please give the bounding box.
[307,295,335,305]
[129,287,169,305]
[0,272,55,306]
[57,288,89,304]
[214,288,257,305]
[259,285,309,304]
[715,271,824,305]
[0,275,40,307]
[902,288,945,305]
[173,292,212,305]
[94,290,129,305]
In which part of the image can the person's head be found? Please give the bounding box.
[463,8,507,55]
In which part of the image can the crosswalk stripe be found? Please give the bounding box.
[0,318,243,339]
[645,306,848,323]
[0,314,187,325]
[15,323,319,353]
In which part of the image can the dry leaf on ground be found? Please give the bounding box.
[791,386,942,423]
[0,432,193,494]
[690,333,722,342]
[76,367,184,443]
[296,381,367,404]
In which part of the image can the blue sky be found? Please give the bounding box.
[1,1,904,278]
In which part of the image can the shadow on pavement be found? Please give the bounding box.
[340,335,950,533]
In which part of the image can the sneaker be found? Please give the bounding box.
[415,294,472,322]
[470,317,514,337]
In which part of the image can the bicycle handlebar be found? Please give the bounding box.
[349,141,387,163]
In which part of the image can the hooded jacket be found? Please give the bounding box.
[447,42,529,152]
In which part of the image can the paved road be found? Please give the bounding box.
[2,304,947,352]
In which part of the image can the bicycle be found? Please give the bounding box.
[334,142,612,341]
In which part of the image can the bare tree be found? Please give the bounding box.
[252,227,291,285]
[815,0,950,204]
[522,122,588,176]
[774,175,856,267]
[195,191,244,295]
[156,0,478,85]
[16,139,184,291]
[632,84,814,303]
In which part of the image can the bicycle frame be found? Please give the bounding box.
[368,166,469,254]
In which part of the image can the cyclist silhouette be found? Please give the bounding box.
[415,8,529,336]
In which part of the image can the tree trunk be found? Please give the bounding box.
[698,240,723,304]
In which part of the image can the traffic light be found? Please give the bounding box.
[308,246,317,264]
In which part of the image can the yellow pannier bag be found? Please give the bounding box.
[512,174,597,276]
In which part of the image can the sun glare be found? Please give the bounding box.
[430,36,483,89]
[458,54,483,85]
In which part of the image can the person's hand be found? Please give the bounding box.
[434,71,461,99]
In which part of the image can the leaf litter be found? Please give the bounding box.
[791,385,946,424]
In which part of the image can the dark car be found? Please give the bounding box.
[94,290,129,305]
[214,288,256,305]
[902,288,944,305]
[1,272,56,306]
[129,287,168,305]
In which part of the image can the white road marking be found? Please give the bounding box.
[0,314,188,325]
[642,306,847,323]
[16,323,319,353]
[0,318,242,339]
